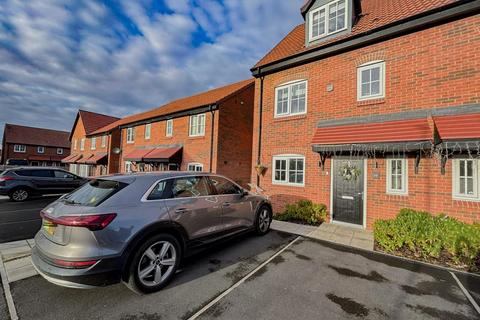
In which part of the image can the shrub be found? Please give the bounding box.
[374,208,480,271]
[275,200,327,225]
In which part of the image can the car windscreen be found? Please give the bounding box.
[62,179,127,207]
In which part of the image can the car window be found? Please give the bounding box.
[63,179,127,207]
[31,170,54,178]
[171,176,210,198]
[210,176,242,195]
[54,171,74,179]
[147,180,169,200]
[14,170,33,177]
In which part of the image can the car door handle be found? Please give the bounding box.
[222,202,231,207]
[175,208,188,213]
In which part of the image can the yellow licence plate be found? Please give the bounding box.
[43,220,57,236]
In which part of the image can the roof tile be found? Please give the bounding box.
[3,124,70,148]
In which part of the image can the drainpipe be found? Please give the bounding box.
[256,76,265,186]
[209,105,216,173]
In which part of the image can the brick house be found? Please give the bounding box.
[93,79,254,187]
[250,0,480,229]
[62,110,120,177]
[1,124,70,167]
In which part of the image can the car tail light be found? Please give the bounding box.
[52,258,98,269]
[0,176,14,185]
[40,212,116,231]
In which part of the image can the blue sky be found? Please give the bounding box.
[0,0,304,141]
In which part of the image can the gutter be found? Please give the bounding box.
[252,0,480,77]
[256,77,265,186]
[209,105,216,173]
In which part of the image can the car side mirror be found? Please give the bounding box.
[241,190,249,197]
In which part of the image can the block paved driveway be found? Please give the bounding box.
[5,231,480,320]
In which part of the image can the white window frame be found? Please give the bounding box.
[13,144,26,153]
[145,124,151,140]
[80,138,85,151]
[125,161,133,173]
[57,148,63,155]
[452,159,479,201]
[126,127,135,144]
[272,155,305,187]
[189,114,206,137]
[166,119,173,137]
[187,163,203,172]
[73,139,77,150]
[101,135,107,148]
[357,61,386,101]
[91,137,96,150]
[386,158,408,195]
[274,80,308,118]
[37,146,45,154]
[309,0,348,42]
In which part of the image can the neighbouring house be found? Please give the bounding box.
[62,110,120,177]
[93,79,255,187]
[1,124,70,167]
[250,0,480,229]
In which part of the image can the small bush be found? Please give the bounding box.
[275,200,327,225]
[374,209,480,271]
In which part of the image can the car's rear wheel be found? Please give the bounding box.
[255,205,272,235]
[9,188,30,202]
[125,234,181,294]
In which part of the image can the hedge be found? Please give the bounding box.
[275,200,327,226]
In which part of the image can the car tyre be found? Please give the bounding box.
[125,234,181,294]
[9,188,30,202]
[254,205,272,236]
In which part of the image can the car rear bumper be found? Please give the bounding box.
[0,187,10,196]
[31,245,124,289]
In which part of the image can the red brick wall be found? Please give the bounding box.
[120,112,218,173]
[3,143,70,165]
[251,15,480,228]
[216,85,255,187]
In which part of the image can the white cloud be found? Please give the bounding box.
[0,0,304,140]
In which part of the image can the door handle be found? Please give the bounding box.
[222,202,231,207]
[175,208,188,213]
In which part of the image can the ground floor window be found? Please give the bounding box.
[453,158,479,200]
[386,158,408,195]
[272,155,305,186]
[69,164,78,175]
[125,161,133,173]
[187,163,203,172]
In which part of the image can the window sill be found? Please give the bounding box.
[357,98,386,107]
[272,181,305,188]
[386,191,408,197]
[273,114,307,122]
[188,135,206,140]
[452,196,480,203]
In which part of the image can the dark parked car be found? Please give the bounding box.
[32,172,272,293]
[0,167,87,201]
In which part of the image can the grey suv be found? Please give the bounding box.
[32,172,272,293]
[0,167,87,202]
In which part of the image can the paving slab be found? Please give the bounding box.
[0,245,31,262]
[0,240,29,251]
[351,238,374,251]
[0,270,8,320]
[7,263,37,283]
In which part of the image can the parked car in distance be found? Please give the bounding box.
[0,167,87,202]
[31,172,272,293]
[6,159,29,166]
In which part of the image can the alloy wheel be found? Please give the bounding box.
[137,240,177,287]
[259,208,271,232]
[12,189,28,201]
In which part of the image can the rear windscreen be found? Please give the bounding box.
[62,179,127,207]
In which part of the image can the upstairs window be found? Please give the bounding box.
[145,124,151,140]
[37,146,45,154]
[73,139,77,150]
[358,61,385,101]
[91,137,96,150]
[80,139,85,151]
[126,127,135,143]
[14,145,26,153]
[187,163,203,172]
[309,0,347,41]
[453,159,479,200]
[166,119,173,137]
[101,135,107,148]
[189,114,205,137]
[275,80,307,117]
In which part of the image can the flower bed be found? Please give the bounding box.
[374,209,480,273]
[274,200,327,226]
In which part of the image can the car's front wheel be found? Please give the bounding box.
[255,205,272,235]
[125,234,181,294]
[9,188,30,202]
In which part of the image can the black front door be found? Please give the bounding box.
[332,158,364,225]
